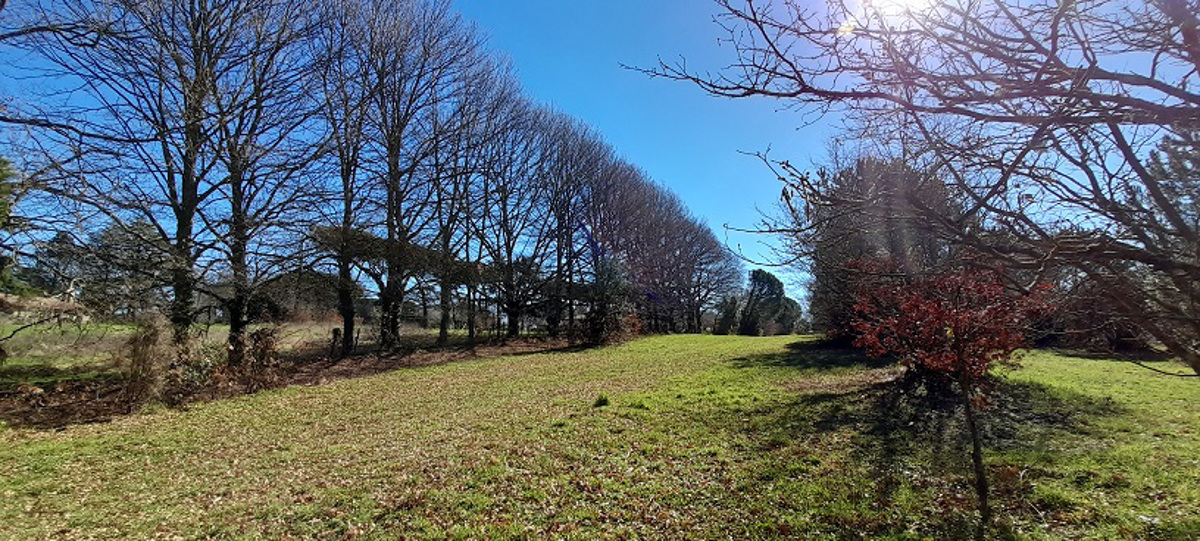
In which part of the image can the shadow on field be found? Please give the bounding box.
[729,339,893,371]
[713,340,1127,538]
[1050,348,1174,363]
[503,342,598,357]
[1048,348,1199,377]
[0,362,113,385]
[0,369,127,429]
[1,337,590,429]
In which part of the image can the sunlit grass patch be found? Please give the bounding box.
[0,335,1195,539]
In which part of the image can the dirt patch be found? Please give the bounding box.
[0,377,131,429]
[284,338,578,386]
[0,338,582,429]
[782,366,904,395]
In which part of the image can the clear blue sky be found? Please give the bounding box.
[454,0,837,290]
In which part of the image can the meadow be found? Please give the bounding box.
[0,320,487,389]
[0,335,1196,539]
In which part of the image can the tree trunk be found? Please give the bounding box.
[380,264,401,350]
[227,231,249,366]
[336,147,357,358]
[466,283,476,347]
[506,302,520,338]
[420,285,430,329]
[379,294,396,350]
[547,235,564,337]
[382,143,401,350]
[961,377,992,541]
[227,293,248,365]
[336,255,355,358]
[169,258,194,347]
[169,64,206,350]
[227,174,250,366]
[169,190,197,348]
[566,256,576,336]
[437,279,452,347]
[546,296,562,337]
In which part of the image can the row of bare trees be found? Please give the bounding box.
[0,0,742,360]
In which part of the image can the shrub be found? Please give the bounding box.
[850,259,1051,540]
[242,326,282,391]
[121,318,169,406]
[163,338,220,406]
[586,259,637,344]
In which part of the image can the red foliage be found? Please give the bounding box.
[850,260,1051,382]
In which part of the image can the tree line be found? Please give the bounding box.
[0,0,744,361]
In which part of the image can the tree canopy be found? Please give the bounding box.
[657,0,1200,374]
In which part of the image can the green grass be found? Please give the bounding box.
[0,319,464,389]
[0,322,132,367]
[0,335,1196,539]
[990,352,1200,539]
[0,322,133,388]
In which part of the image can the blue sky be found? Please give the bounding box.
[0,1,831,295]
[454,0,837,289]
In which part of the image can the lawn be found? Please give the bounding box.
[0,320,477,390]
[0,335,1196,539]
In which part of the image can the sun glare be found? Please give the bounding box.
[867,0,933,18]
[838,0,932,36]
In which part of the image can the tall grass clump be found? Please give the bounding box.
[120,317,169,407]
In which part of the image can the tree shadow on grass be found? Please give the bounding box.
[500,342,599,357]
[1047,348,1199,378]
[0,363,116,388]
[705,342,1128,538]
[842,376,1123,537]
[1049,347,1174,363]
[1,337,594,429]
[729,339,894,371]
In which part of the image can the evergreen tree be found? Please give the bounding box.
[712,295,740,335]
[806,158,954,338]
[738,269,786,336]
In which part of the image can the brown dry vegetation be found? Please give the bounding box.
[0,320,573,429]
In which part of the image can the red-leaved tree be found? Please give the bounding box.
[850,260,1050,539]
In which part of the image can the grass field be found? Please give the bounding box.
[0,335,1196,539]
[0,320,477,389]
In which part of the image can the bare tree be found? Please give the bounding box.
[542,113,609,337]
[473,100,553,338]
[656,0,1200,373]
[4,0,745,362]
[428,59,506,346]
[20,0,233,345]
[312,0,374,357]
[205,0,320,364]
[364,0,480,348]
[679,220,742,333]
[0,0,109,137]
